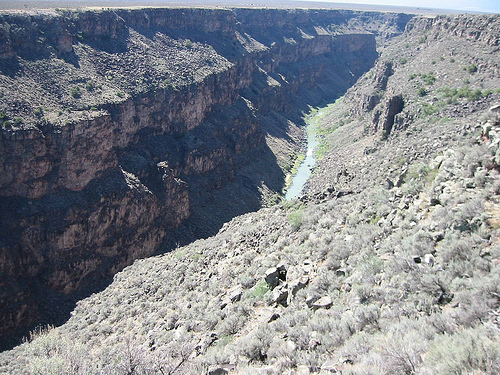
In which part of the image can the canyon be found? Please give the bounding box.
[0,7,498,375]
[0,7,411,349]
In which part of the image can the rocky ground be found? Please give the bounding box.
[1,12,500,375]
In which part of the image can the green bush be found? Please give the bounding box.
[250,280,270,299]
[465,63,478,73]
[421,72,437,85]
[417,87,427,97]
[34,107,43,118]
[85,81,95,91]
[71,86,81,98]
[288,208,303,231]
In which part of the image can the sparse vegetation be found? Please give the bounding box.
[71,86,81,98]
[417,87,427,97]
[465,63,478,73]
[34,107,43,118]
[85,81,95,91]
[421,72,436,85]
[439,86,490,102]
[287,206,303,231]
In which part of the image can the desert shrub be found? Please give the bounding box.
[237,326,273,362]
[424,326,500,374]
[288,207,303,231]
[401,177,423,195]
[85,81,95,91]
[438,231,479,265]
[25,326,93,375]
[353,304,381,331]
[421,72,436,85]
[34,107,43,118]
[311,269,340,294]
[452,290,495,328]
[218,306,250,336]
[339,331,374,363]
[71,86,81,98]
[107,340,154,375]
[465,63,478,73]
[372,325,429,375]
[301,205,324,229]
[249,279,270,300]
[457,86,481,101]
[266,337,298,369]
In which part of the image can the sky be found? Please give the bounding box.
[306,0,500,13]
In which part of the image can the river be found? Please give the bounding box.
[285,106,325,201]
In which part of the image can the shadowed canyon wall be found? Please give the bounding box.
[0,7,412,349]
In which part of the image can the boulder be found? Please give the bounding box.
[286,275,309,305]
[490,104,500,113]
[208,366,232,375]
[320,359,339,373]
[424,253,435,266]
[312,296,333,310]
[264,264,287,289]
[288,275,309,299]
[258,308,282,324]
[302,259,313,274]
[272,284,289,306]
[220,286,243,309]
[228,287,243,303]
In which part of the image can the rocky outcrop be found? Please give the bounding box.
[345,60,394,117]
[373,93,404,136]
[406,14,500,48]
[0,7,411,349]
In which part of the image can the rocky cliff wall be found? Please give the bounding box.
[0,7,410,349]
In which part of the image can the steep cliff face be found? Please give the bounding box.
[0,7,410,349]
